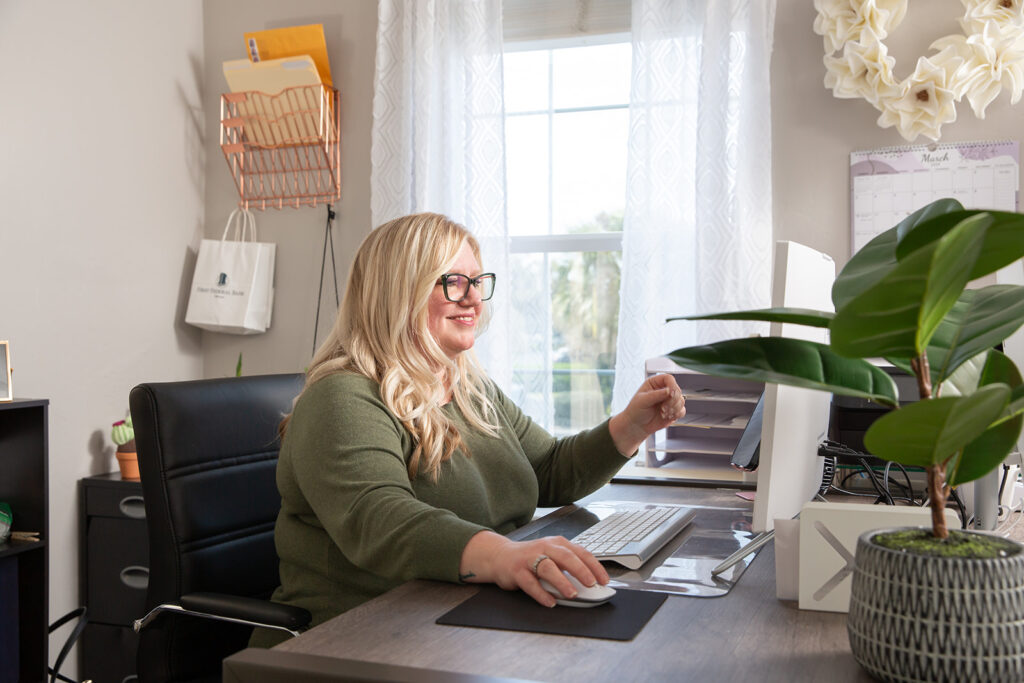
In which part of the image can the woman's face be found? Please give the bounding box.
[427,241,484,359]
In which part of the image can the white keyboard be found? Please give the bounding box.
[573,504,696,570]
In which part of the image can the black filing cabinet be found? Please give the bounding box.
[79,473,148,683]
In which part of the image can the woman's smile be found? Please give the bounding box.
[428,242,485,358]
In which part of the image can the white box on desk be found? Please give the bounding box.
[797,502,960,613]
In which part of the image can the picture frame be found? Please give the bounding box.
[0,341,11,402]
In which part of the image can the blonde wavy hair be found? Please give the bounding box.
[281,212,500,480]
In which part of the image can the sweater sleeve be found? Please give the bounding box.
[282,374,487,583]
[492,383,629,507]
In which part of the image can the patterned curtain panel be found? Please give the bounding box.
[370,0,511,386]
[612,0,776,411]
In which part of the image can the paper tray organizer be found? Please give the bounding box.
[643,357,763,485]
[220,84,341,210]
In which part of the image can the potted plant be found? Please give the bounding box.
[667,198,1024,681]
[111,415,139,481]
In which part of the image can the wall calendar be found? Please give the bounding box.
[850,140,1019,254]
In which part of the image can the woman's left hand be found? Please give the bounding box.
[608,373,686,456]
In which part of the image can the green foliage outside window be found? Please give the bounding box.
[550,212,622,431]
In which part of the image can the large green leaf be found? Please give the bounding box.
[831,199,965,311]
[667,338,899,407]
[950,351,1023,486]
[971,212,1024,279]
[667,307,833,328]
[916,214,991,349]
[896,206,977,252]
[832,228,899,311]
[936,351,987,397]
[1008,384,1024,421]
[897,209,1024,280]
[829,215,988,358]
[863,383,1010,468]
[883,356,915,378]
[926,285,1024,385]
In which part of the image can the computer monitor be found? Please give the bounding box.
[752,241,836,533]
[997,259,1024,457]
[968,259,1024,529]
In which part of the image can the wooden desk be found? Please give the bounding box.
[247,484,872,682]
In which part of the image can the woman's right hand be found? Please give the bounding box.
[459,530,609,607]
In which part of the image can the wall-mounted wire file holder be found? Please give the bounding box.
[220,84,341,210]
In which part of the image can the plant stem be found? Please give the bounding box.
[913,353,947,538]
[911,354,932,400]
[926,464,949,539]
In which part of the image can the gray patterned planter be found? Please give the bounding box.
[847,527,1024,682]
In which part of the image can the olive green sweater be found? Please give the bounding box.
[251,372,627,646]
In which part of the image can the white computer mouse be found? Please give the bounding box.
[538,571,617,608]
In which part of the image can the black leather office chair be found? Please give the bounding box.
[129,374,311,683]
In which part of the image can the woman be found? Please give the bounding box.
[253,213,684,645]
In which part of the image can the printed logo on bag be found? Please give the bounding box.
[195,272,245,298]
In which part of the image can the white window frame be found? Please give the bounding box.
[503,34,630,431]
[509,232,622,254]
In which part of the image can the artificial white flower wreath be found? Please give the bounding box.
[813,0,1024,142]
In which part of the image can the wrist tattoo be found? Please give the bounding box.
[459,572,476,582]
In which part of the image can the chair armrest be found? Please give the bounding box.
[134,593,312,636]
[180,592,312,631]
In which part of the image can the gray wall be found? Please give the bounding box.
[200,0,377,378]
[2,0,1022,671]
[0,0,206,657]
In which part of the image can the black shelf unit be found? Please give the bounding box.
[79,472,148,683]
[0,398,49,683]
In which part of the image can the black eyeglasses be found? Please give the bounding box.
[436,272,496,302]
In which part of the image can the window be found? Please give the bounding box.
[503,37,631,435]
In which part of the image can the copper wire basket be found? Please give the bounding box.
[220,84,341,210]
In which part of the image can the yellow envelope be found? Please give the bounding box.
[244,24,332,88]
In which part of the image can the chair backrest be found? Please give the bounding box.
[130,373,303,683]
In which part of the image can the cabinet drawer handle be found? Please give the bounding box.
[120,566,149,590]
[118,496,146,519]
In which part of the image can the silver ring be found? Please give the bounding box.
[530,554,550,576]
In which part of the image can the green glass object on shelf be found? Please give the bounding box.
[0,502,11,542]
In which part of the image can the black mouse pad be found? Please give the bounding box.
[436,586,667,641]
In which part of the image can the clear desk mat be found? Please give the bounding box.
[517,502,761,598]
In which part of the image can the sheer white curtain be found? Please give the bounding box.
[612,0,776,411]
[371,0,511,385]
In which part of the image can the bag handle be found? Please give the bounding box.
[220,208,258,243]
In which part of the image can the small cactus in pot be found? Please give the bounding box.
[112,415,140,480]
[111,416,135,453]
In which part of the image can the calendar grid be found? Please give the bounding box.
[850,140,1020,254]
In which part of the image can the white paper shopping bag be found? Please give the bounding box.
[185,209,276,335]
